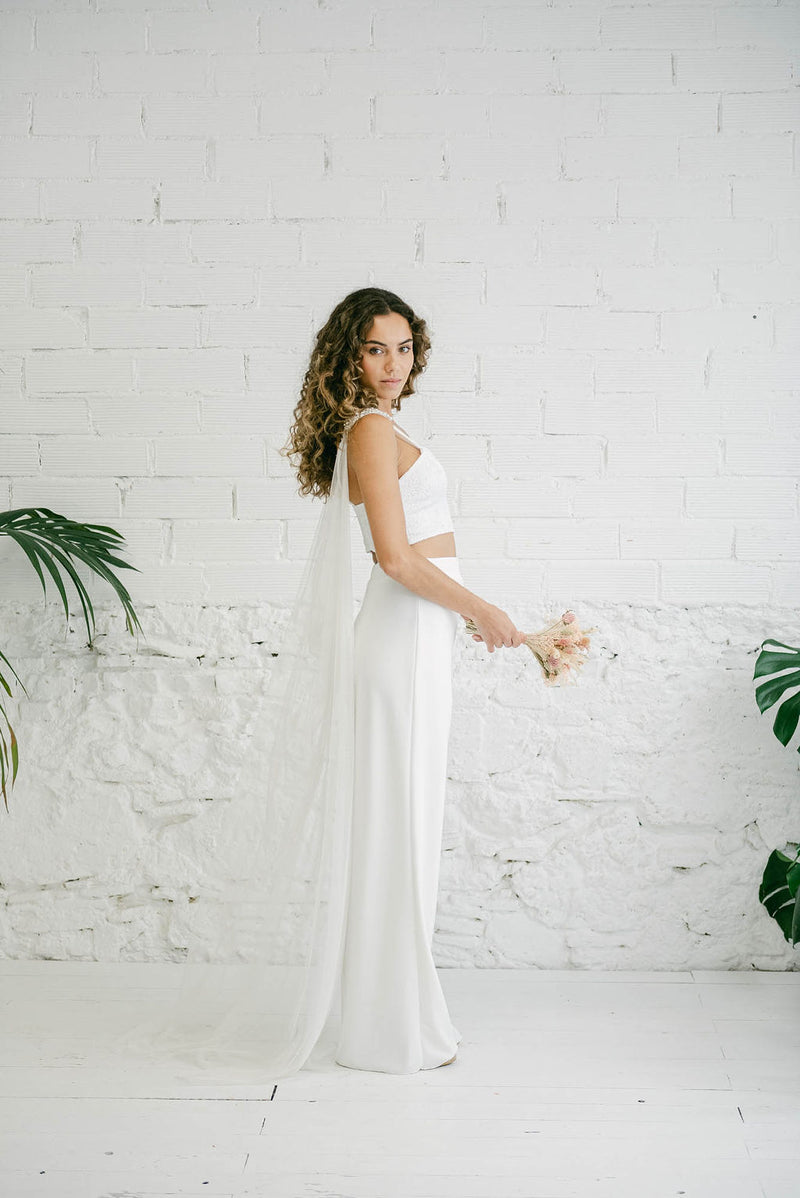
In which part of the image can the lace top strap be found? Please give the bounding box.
[345,407,394,434]
[345,408,422,449]
[390,418,422,449]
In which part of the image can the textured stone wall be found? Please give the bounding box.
[1,590,798,969]
[0,0,798,969]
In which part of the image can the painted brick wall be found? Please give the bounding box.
[0,0,798,968]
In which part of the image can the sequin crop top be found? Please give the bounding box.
[346,408,455,554]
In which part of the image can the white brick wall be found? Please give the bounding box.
[0,0,798,970]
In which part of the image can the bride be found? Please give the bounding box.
[284,286,524,1074]
[116,286,524,1081]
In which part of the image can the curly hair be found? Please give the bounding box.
[282,287,432,499]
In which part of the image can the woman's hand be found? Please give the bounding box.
[463,604,526,653]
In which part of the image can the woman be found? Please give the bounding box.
[285,287,524,1073]
[116,287,523,1083]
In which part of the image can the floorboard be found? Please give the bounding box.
[1,963,797,1198]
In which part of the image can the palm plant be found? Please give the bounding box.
[754,638,800,947]
[0,507,143,810]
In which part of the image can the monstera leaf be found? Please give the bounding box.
[754,637,800,947]
[754,639,800,753]
[759,845,800,947]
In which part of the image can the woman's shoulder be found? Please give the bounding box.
[345,407,394,435]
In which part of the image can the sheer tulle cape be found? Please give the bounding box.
[110,426,355,1082]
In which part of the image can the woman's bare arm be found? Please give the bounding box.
[348,413,524,650]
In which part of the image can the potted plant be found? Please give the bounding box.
[0,506,143,810]
[754,637,800,947]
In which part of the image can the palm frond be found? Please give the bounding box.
[0,507,144,643]
[0,506,146,809]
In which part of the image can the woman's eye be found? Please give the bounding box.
[368,347,382,355]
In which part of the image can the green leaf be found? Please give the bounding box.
[0,506,146,809]
[759,845,800,946]
[753,638,800,753]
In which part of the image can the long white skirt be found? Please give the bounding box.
[335,556,463,1074]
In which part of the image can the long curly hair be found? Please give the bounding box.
[283,287,432,499]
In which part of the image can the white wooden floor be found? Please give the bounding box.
[0,963,798,1198]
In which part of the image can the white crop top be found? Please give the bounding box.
[346,408,455,554]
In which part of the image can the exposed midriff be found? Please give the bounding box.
[370,531,457,565]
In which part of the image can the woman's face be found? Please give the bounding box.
[356,311,414,403]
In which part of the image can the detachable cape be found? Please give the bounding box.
[112,420,356,1081]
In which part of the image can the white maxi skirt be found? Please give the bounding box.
[335,556,463,1075]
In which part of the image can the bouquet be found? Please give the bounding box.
[464,609,596,686]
